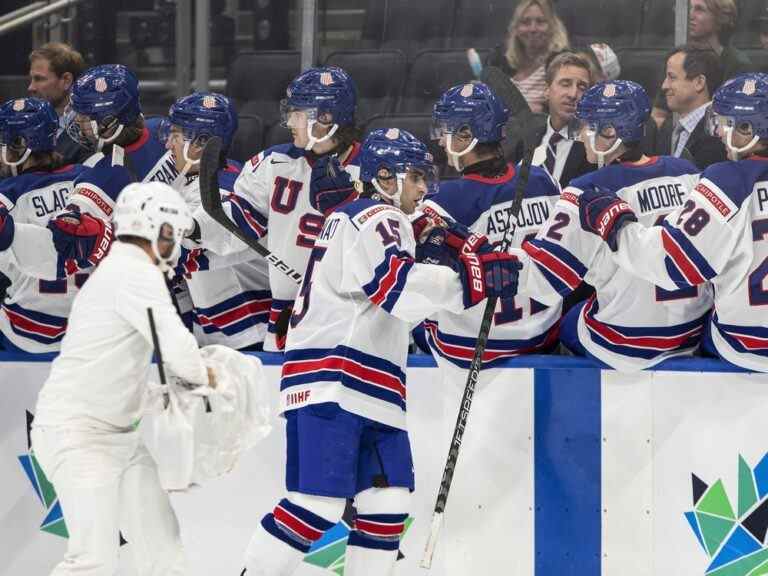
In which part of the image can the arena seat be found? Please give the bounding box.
[616,49,667,101]
[230,113,264,163]
[398,49,488,114]
[742,49,768,74]
[360,0,453,57]
[0,76,29,102]
[637,0,675,48]
[324,50,407,122]
[226,51,301,128]
[557,0,640,48]
[262,122,293,150]
[449,0,517,50]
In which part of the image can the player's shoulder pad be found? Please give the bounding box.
[341,197,403,230]
[218,161,242,192]
[656,155,699,176]
[694,160,752,218]
[246,143,305,171]
[73,154,133,202]
[524,165,562,197]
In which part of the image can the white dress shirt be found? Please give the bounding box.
[533,117,575,183]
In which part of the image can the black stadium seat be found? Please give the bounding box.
[616,49,667,102]
[398,49,488,114]
[324,50,407,123]
[361,0,453,56]
[230,113,264,163]
[449,0,517,50]
[557,0,640,48]
[226,51,301,128]
[263,122,293,150]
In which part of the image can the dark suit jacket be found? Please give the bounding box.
[649,115,727,170]
[511,119,597,189]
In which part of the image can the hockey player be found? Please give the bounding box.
[577,73,768,372]
[422,81,563,369]
[0,97,104,353]
[161,91,271,349]
[241,128,522,576]
[31,181,215,576]
[515,80,713,370]
[190,66,362,351]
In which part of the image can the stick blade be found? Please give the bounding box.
[199,136,225,218]
[420,512,444,570]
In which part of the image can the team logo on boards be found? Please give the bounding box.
[302,507,413,575]
[685,453,768,575]
[17,411,68,538]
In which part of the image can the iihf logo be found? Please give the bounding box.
[685,453,768,575]
[18,411,68,538]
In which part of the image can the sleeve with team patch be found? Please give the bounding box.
[347,208,464,322]
[614,165,748,291]
[67,147,132,221]
[194,154,270,255]
[517,188,599,303]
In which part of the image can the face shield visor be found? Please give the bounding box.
[0,131,31,177]
[576,119,624,168]
[65,106,125,152]
[430,119,478,171]
[280,100,338,151]
[710,114,761,159]
[158,119,212,186]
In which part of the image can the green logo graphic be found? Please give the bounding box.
[18,411,68,538]
[304,516,413,575]
[686,453,768,575]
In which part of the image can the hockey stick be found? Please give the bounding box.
[198,136,303,285]
[147,307,170,409]
[420,145,536,569]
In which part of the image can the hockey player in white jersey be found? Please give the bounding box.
[241,128,522,576]
[0,97,110,353]
[578,73,768,372]
[515,80,713,370]
[161,91,271,349]
[191,66,362,351]
[31,182,216,576]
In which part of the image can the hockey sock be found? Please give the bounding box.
[344,513,408,576]
[244,495,345,576]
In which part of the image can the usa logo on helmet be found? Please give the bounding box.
[12,99,25,111]
[460,84,474,97]
[603,83,617,98]
[202,95,217,109]
[743,79,756,96]
[385,128,400,140]
[320,72,334,86]
[95,78,108,93]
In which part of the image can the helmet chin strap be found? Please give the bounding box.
[305,119,338,151]
[91,120,125,152]
[446,133,478,171]
[151,236,181,277]
[1,145,31,177]
[372,175,404,209]
[587,131,623,168]
[171,141,201,190]
[724,127,760,161]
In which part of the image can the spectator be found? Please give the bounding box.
[27,42,90,164]
[759,5,768,50]
[660,46,727,169]
[514,51,595,189]
[651,0,751,129]
[486,0,569,114]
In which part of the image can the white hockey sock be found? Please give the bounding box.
[244,494,345,576]
[344,513,407,576]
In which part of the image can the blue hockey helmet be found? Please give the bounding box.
[68,64,141,150]
[161,92,238,150]
[711,73,768,158]
[0,97,58,175]
[358,128,438,209]
[431,82,509,169]
[575,80,650,166]
[281,66,357,150]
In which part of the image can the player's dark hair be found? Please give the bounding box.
[12,150,65,174]
[332,124,363,154]
[667,45,724,98]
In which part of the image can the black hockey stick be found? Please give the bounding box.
[147,307,170,408]
[198,137,303,285]
[421,145,536,569]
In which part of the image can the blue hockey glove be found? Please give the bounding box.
[309,155,358,216]
[456,251,522,308]
[0,207,14,251]
[578,185,637,251]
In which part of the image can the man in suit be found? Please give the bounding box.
[513,51,596,189]
[657,45,727,169]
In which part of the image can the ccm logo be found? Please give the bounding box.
[597,202,631,237]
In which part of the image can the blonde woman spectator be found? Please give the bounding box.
[485,0,569,113]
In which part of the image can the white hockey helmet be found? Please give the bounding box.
[113,182,193,272]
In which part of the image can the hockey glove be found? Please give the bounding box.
[0,207,14,252]
[456,251,522,308]
[48,207,114,271]
[578,186,637,252]
[309,155,358,217]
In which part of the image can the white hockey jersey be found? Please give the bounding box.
[175,164,271,349]
[281,197,465,430]
[613,156,768,372]
[516,156,713,371]
[0,164,90,352]
[194,142,361,351]
[420,164,562,368]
